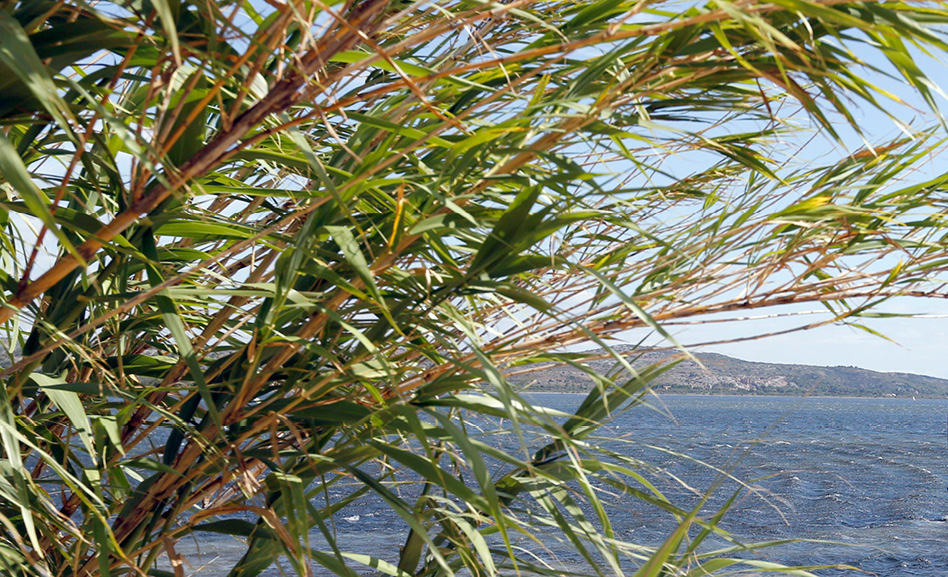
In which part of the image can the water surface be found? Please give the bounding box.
[166,395,948,576]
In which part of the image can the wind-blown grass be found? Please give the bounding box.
[0,0,946,575]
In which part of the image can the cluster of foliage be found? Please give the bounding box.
[0,0,948,575]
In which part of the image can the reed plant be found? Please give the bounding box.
[0,0,947,574]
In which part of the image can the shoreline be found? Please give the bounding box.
[515,389,946,400]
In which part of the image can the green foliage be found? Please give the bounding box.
[0,0,944,575]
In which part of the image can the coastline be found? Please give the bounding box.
[514,388,946,400]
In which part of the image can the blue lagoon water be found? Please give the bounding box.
[587,395,948,575]
[168,395,948,575]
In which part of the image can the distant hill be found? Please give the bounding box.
[515,348,948,398]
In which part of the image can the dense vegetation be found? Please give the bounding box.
[1,0,948,575]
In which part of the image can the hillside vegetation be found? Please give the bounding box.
[520,350,948,398]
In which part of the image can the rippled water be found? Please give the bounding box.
[166,395,948,576]
[598,395,948,575]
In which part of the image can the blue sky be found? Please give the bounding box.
[666,43,948,379]
[687,302,948,378]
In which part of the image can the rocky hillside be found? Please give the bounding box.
[516,348,948,398]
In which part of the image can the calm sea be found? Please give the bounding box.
[165,395,948,576]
